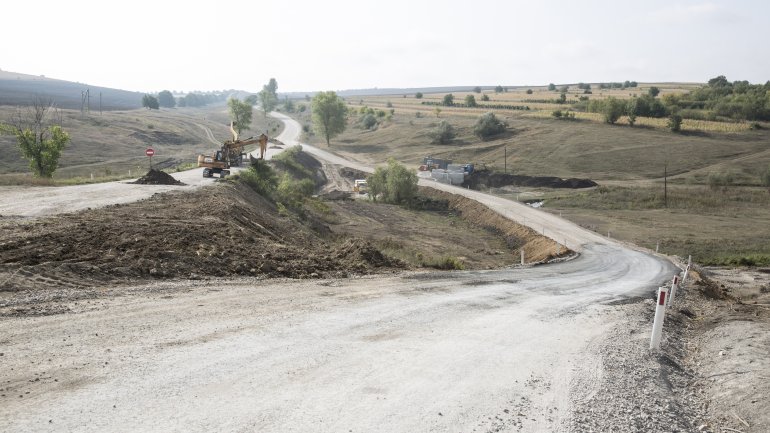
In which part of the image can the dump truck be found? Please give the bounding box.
[197,122,261,178]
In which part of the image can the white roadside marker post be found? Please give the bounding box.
[520,250,525,265]
[650,285,669,350]
[667,275,680,306]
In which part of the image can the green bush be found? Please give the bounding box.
[473,112,507,139]
[443,94,454,106]
[241,159,278,197]
[668,113,683,132]
[429,120,456,144]
[602,97,625,124]
[359,113,378,130]
[275,174,315,207]
[415,92,423,99]
[367,158,418,205]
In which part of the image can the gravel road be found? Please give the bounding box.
[0,112,684,432]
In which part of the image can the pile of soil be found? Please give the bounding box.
[0,183,402,292]
[131,169,185,185]
[464,169,597,189]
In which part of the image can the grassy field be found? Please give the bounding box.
[0,104,283,184]
[293,83,770,266]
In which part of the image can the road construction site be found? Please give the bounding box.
[1,114,768,432]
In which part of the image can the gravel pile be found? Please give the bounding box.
[567,295,709,432]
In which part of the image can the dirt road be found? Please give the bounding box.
[1,244,676,432]
[0,112,684,432]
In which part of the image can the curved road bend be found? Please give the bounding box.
[0,112,677,433]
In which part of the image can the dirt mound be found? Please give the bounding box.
[339,167,368,181]
[464,169,597,189]
[131,169,185,185]
[0,183,403,292]
[320,190,353,201]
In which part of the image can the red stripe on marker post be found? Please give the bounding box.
[658,291,666,306]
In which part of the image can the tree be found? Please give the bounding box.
[158,90,175,108]
[442,94,454,106]
[228,98,253,135]
[602,97,625,124]
[465,94,477,107]
[429,120,455,144]
[558,92,567,104]
[626,98,638,126]
[473,112,507,139]
[473,86,482,93]
[265,78,278,98]
[668,113,683,132]
[258,89,277,118]
[142,94,159,110]
[548,83,556,91]
[367,158,418,205]
[495,85,504,93]
[311,91,348,146]
[648,86,660,98]
[1,99,70,178]
[434,107,442,118]
[415,92,423,99]
[526,89,533,94]
[481,94,490,101]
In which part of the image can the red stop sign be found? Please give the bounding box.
[145,148,155,157]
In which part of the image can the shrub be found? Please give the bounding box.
[360,113,378,130]
[442,94,454,106]
[668,113,683,132]
[241,159,278,198]
[552,110,563,119]
[429,120,456,144]
[415,111,423,118]
[465,94,477,107]
[473,112,507,139]
[481,94,490,101]
[526,89,533,94]
[386,101,393,108]
[415,92,423,99]
[602,97,625,124]
[275,174,315,207]
[367,159,418,205]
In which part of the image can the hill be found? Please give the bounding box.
[0,70,143,110]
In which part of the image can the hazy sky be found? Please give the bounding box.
[2,0,768,93]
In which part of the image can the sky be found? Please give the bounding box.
[2,0,768,93]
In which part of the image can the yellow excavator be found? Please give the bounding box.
[197,122,266,178]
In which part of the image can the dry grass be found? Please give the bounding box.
[0,104,283,182]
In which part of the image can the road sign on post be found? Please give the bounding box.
[146,148,155,169]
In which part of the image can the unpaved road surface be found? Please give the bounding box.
[1,246,675,432]
[0,112,686,432]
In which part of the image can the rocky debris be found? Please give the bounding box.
[464,169,597,189]
[130,169,185,185]
[566,296,708,432]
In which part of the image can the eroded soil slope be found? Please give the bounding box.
[0,183,402,293]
